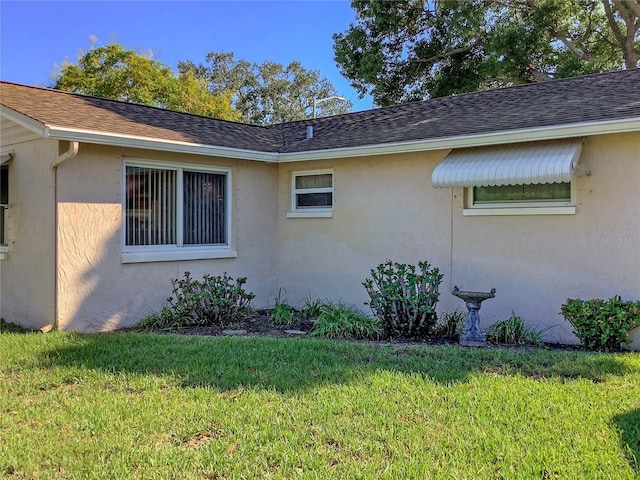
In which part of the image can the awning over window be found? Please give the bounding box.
[432,139,583,188]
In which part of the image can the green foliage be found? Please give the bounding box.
[485,312,546,346]
[269,288,294,326]
[137,272,255,330]
[434,310,466,340]
[334,0,638,106]
[363,260,443,338]
[301,297,324,321]
[0,318,32,333]
[3,332,639,478]
[54,41,240,120]
[179,52,353,125]
[560,297,640,351]
[310,301,382,340]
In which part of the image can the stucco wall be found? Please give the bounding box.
[277,133,640,346]
[56,144,279,332]
[0,138,57,329]
[277,150,452,309]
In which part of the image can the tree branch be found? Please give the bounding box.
[408,42,482,64]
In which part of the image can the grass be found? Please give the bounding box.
[1,332,639,479]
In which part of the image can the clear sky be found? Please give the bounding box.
[0,0,374,112]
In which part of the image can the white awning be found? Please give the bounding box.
[432,139,583,187]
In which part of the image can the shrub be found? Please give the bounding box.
[138,272,255,330]
[485,312,546,346]
[363,260,443,338]
[301,297,324,321]
[434,310,466,340]
[560,296,640,351]
[269,288,294,326]
[310,301,382,340]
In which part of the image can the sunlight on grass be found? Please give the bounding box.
[1,332,639,479]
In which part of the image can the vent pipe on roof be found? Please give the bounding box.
[306,126,314,139]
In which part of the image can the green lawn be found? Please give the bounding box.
[1,332,639,479]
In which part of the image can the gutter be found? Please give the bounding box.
[52,141,79,331]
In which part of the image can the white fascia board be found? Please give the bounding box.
[43,126,280,162]
[0,106,47,135]
[278,117,640,162]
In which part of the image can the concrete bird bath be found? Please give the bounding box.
[452,286,496,347]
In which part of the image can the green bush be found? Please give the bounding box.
[485,312,545,346]
[138,272,255,330]
[269,288,294,326]
[310,302,382,340]
[301,297,324,321]
[434,310,466,340]
[560,296,640,351]
[363,260,443,338]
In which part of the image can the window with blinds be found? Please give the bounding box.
[0,165,8,247]
[292,170,333,212]
[125,162,228,249]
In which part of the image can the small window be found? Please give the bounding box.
[123,160,235,263]
[288,169,333,218]
[464,182,575,216]
[1,165,8,249]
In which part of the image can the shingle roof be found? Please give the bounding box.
[0,82,282,152]
[1,69,639,155]
[277,69,640,153]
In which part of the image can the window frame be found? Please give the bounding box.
[0,164,8,259]
[463,181,576,216]
[287,169,334,218]
[122,158,235,263]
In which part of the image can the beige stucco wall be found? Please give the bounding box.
[277,132,640,346]
[55,144,279,331]
[0,138,57,329]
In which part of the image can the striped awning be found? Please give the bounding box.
[432,139,583,188]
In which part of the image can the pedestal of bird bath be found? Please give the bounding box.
[452,286,496,347]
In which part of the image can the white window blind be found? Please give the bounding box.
[125,162,230,251]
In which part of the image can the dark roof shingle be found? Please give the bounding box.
[1,69,638,155]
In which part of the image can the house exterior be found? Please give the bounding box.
[1,70,639,346]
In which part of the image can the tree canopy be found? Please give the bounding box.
[54,43,239,121]
[179,52,353,125]
[54,42,352,125]
[334,0,640,106]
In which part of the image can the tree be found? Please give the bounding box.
[333,0,640,106]
[54,43,240,121]
[179,52,353,125]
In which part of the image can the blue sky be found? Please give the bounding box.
[0,0,374,112]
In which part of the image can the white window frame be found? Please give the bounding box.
[463,181,576,216]
[0,163,9,260]
[122,158,236,263]
[287,169,334,218]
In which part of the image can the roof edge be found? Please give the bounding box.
[277,117,640,162]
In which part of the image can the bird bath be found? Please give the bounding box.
[452,286,496,347]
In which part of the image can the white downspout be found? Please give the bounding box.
[50,141,79,331]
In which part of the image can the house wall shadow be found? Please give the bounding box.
[614,408,640,474]
[36,333,638,393]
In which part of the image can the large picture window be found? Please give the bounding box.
[1,165,8,249]
[123,160,233,262]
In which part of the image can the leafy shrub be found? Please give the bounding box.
[269,288,294,326]
[363,260,443,338]
[434,310,466,340]
[560,296,640,351]
[310,302,382,340]
[138,272,255,330]
[301,297,324,321]
[485,312,545,346]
